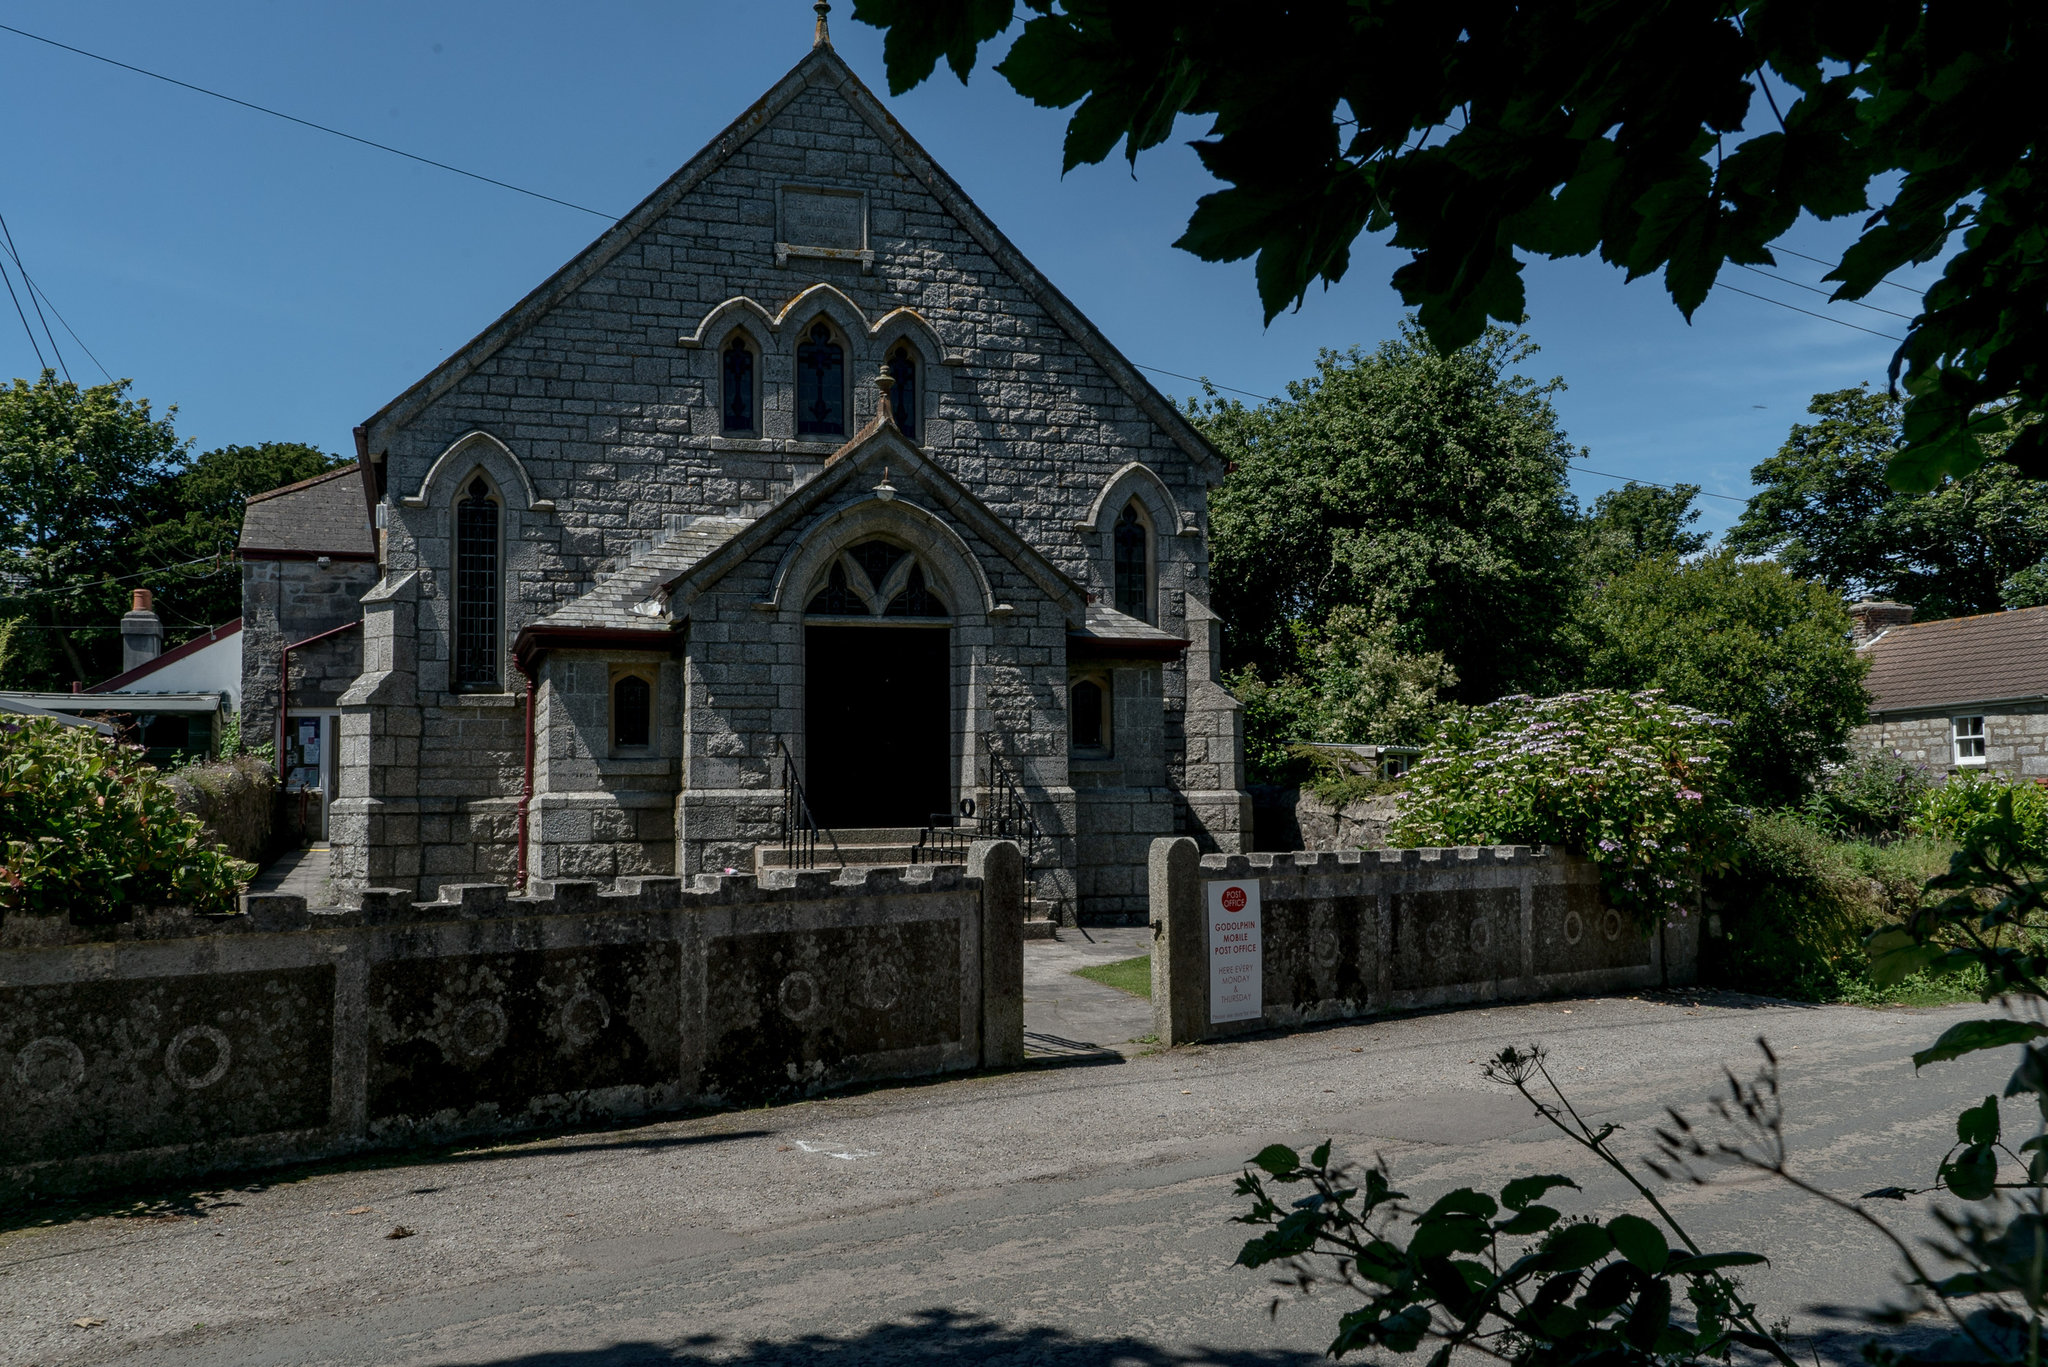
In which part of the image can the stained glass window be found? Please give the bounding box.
[849,540,906,588]
[454,476,500,690]
[806,562,865,615]
[797,322,844,437]
[613,673,651,748]
[887,343,917,440]
[884,565,947,617]
[722,336,755,433]
[1113,501,1149,622]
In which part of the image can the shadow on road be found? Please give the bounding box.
[0,1126,774,1237]
[439,1308,1324,1366]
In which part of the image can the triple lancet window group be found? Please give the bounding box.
[720,323,919,441]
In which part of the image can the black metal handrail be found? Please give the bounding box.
[977,733,1057,919]
[776,737,841,870]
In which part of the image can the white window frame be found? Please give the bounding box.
[1953,715,1987,766]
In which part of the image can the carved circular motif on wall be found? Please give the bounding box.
[1312,926,1341,968]
[450,1001,510,1063]
[858,962,902,1012]
[560,990,611,1047]
[1601,909,1625,943]
[1562,910,1585,946]
[13,1036,85,1099]
[779,971,822,1023]
[1423,920,1453,959]
[1469,918,1493,954]
[164,1025,232,1091]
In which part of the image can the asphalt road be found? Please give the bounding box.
[0,978,2010,1367]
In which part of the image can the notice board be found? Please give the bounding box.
[1207,878,1263,1023]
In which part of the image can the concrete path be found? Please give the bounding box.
[246,845,333,903]
[1022,925,1153,1058]
[0,990,2008,1367]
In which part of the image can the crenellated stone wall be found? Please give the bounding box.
[1148,841,1698,1046]
[0,843,1023,1207]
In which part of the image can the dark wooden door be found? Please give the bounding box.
[804,626,950,828]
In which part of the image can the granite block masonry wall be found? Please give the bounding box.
[1856,705,2048,782]
[0,843,1024,1207]
[1147,841,1699,1046]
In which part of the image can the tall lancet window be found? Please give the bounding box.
[886,342,918,440]
[454,476,502,690]
[797,322,844,437]
[1113,501,1150,623]
[721,335,755,434]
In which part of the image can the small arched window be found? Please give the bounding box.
[612,672,652,750]
[806,561,866,616]
[886,342,919,440]
[1071,678,1108,753]
[454,475,501,691]
[796,321,845,437]
[721,335,756,434]
[1113,501,1150,623]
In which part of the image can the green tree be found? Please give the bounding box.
[852,1,2047,490]
[0,370,187,685]
[1582,551,1867,807]
[1727,387,2048,620]
[1197,324,1583,704]
[1579,481,1708,585]
[129,442,346,630]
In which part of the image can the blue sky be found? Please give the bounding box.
[0,2,1934,540]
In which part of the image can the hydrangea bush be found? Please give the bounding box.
[1391,690,1741,923]
[0,718,251,921]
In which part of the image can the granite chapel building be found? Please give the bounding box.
[303,16,1248,919]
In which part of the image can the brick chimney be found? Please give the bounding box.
[120,588,162,672]
[1848,597,1914,646]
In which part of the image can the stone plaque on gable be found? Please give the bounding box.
[777,185,872,273]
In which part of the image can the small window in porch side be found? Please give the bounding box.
[1070,676,1110,754]
[613,672,652,750]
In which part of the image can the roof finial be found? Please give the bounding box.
[874,363,896,426]
[813,1,831,48]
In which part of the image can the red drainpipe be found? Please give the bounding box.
[277,619,362,780]
[514,652,539,889]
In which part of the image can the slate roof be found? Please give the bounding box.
[524,516,754,632]
[1075,602,1185,644]
[1861,605,2048,714]
[239,466,374,557]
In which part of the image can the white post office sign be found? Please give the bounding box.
[1207,877,1263,1024]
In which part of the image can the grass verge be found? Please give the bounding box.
[1073,954,1151,998]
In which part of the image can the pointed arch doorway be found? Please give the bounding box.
[802,539,953,828]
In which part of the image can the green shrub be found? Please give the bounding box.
[1798,747,1934,842]
[1703,814,1954,1000]
[0,718,251,921]
[1391,689,1740,923]
[1914,769,2048,858]
[1228,666,1320,785]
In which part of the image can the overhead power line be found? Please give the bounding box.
[0,255,46,370]
[1772,244,1927,297]
[0,21,620,222]
[0,211,68,379]
[1729,261,1917,322]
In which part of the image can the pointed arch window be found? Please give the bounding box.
[796,321,845,437]
[1070,677,1109,754]
[886,342,919,440]
[806,562,866,616]
[454,475,502,691]
[721,335,756,434]
[1113,501,1151,623]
